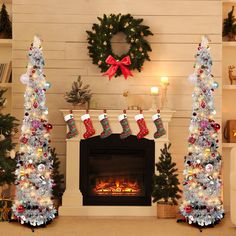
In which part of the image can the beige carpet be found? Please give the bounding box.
[0,215,235,236]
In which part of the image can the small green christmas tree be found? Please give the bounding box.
[0,4,12,39]
[223,6,236,41]
[64,76,92,107]
[0,89,18,186]
[152,143,182,205]
[51,148,64,201]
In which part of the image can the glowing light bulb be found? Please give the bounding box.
[198,192,203,197]
[30,192,36,197]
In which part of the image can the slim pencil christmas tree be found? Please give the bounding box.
[12,36,56,227]
[179,36,224,227]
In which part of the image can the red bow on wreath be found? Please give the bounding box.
[103,55,133,80]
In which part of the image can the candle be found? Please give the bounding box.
[151,86,159,95]
[161,76,169,85]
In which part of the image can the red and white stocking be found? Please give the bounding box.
[64,113,78,139]
[135,114,149,139]
[81,113,95,139]
[99,113,112,139]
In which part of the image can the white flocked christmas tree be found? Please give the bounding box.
[13,36,56,226]
[179,36,224,227]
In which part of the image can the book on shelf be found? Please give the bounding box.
[0,61,12,83]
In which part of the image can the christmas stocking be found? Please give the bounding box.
[99,113,112,139]
[152,113,166,139]
[118,114,132,139]
[135,114,149,139]
[81,113,95,139]
[64,113,78,139]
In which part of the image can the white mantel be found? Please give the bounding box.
[59,109,175,216]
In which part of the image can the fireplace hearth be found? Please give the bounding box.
[80,134,155,206]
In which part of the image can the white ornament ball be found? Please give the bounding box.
[37,164,46,172]
[188,74,197,84]
[20,73,30,85]
[189,215,194,221]
[205,164,214,172]
[212,81,219,89]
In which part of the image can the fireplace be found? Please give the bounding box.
[80,134,155,206]
[59,109,174,216]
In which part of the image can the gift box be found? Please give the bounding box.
[224,120,236,143]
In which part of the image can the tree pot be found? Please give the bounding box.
[0,32,11,39]
[228,33,236,41]
[72,102,89,110]
[52,198,61,210]
[156,203,178,219]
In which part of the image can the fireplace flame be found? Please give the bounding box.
[93,178,141,196]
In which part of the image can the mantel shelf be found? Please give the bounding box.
[0,39,12,47]
[223,85,236,90]
[222,143,236,148]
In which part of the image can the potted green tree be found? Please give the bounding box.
[0,4,12,39]
[64,76,92,110]
[152,143,182,218]
[223,6,236,41]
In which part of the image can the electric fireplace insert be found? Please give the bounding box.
[80,134,155,206]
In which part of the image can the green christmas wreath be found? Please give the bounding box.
[87,14,153,79]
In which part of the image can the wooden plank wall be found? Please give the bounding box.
[11,0,225,208]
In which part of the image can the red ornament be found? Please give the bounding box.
[32,69,35,74]
[201,101,206,108]
[33,102,38,108]
[214,123,220,131]
[188,136,196,144]
[44,153,47,157]
[17,205,25,213]
[21,137,28,144]
[46,124,53,131]
[184,205,192,214]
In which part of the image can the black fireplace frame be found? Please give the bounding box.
[80,134,155,206]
